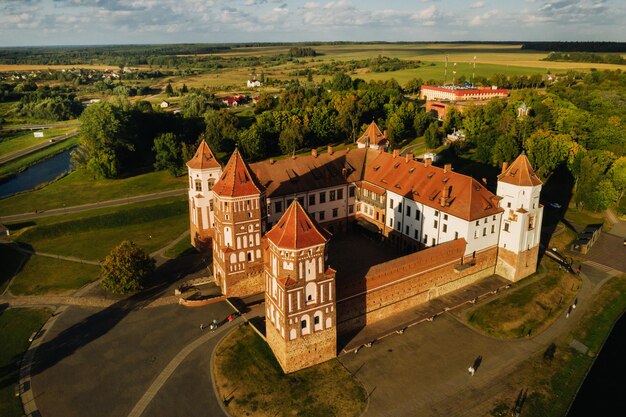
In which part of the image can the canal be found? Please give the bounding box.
[0,148,73,199]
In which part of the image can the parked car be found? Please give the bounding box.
[548,202,562,209]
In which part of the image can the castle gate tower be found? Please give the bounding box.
[186,140,222,249]
[264,200,337,373]
[211,149,267,296]
[496,153,544,281]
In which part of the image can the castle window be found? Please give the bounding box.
[349,186,356,197]
[309,194,316,206]
[454,232,458,240]
[389,199,394,209]
[483,228,487,236]
[329,190,336,201]
[434,220,438,228]
[397,221,401,231]
[398,203,402,213]
[432,238,436,246]
[332,208,338,218]
[194,180,202,192]
[491,225,495,234]
[319,211,325,221]
[443,224,448,233]
[337,189,344,200]
[507,202,511,208]
[274,201,282,213]
[301,315,310,335]
[475,220,479,226]
[435,210,439,216]
[207,179,215,190]
[424,234,428,243]
[492,215,496,221]
[247,252,253,261]
[406,206,411,217]
[389,218,393,227]
[415,210,420,221]
[504,222,510,232]
[314,312,323,331]
[320,192,326,203]
[349,204,354,214]
[405,225,409,235]
[444,214,448,220]
[414,230,419,239]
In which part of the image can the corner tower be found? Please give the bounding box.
[211,149,267,296]
[496,153,544,281]
[264,200,337,373]
[187,140,222,249]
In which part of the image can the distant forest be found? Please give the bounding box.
[543,52,625,65]
[521,42,626,53]
[1,41,624,66]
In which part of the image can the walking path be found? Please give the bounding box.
[126,316,239,417]
[0,129,79,165]
[0,188,186,223]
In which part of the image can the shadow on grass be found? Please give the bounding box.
[26,251,208,380]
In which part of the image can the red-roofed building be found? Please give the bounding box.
[420,85,508,101]
[264,200,337,373]
[356,121,389,150]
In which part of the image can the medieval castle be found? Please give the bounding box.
[186,121,544,373]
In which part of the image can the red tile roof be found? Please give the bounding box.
[364,152,502,221]
[265,200,331,249]
[498,153,543,187]
[422,85,509,97]
[212,148,265,197]
[357,121,388,147]
[186,140,221,170]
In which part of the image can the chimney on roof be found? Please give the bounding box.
[444,163,452,173]
[327,145,333,155]
[312,149,318,158]
[424,158,432,167]
[501,161,508,174]
[393,149,400,158]
[405,153,412,163]
[439,185,451,206]
[342,167,347,178]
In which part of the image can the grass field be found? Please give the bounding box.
[8,254,100,295]
[0,308,51,417]
[9,196,188,261]
[163,232,196,258]
[214,324,367,417]
[0,168,186,215]
[0,127,76,159]
[461,263,580,338]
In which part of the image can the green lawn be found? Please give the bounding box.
[462,263,580,338]
[163,232,196,258]
[0,127,76,159]
[0,308,51,417]
[214,325,367,417]
[519,275,626,416]
[8,254,100,295]
[0,169,187,216]
[11,197,189,261]
[0,244,27,294]
[0,136,78,180]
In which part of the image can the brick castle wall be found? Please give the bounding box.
[336,246,498,334]
[496,246,539,282]
[222,268,264,297]
[266,322,337,374]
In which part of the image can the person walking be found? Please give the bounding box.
[468,366,475,376]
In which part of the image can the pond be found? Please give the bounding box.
[0,148,73,199]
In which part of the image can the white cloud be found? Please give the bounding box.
[471,1,485,9]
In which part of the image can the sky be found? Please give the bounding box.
[0,0,624,47]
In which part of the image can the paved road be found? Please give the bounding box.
[2,122,81,131]
[29,302,233,417]
[0,188,187,223]
[0,129,79,165]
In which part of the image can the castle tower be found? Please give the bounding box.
[264,200,337,373]
[186,140,222,249]
[211,148,267,296]
[496,153,544,281]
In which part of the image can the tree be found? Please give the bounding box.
[587,179,618,212]
[492,134,520,167]
[442,107,462,134]
[404,78,422,94]
[330,72,353,91]
[73,102,132,179]
[524,129,574,179]
[413,110,431,137]
[153,132,183,176]
[164,82,174,96]
[424,122,442,149]
[279,120,305,155]
[609,157,626,205]
[334,94,360,142]
[204,109,238,152]
[101,240,156,294]
[181,92,209,118]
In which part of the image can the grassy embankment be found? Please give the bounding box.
[0,168,186,216]
[0,308,51,417]
[0,126,76,158]
[2,195,188,295]
[8,196,188,261]
[214,325,367,417]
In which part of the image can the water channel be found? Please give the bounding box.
[0,148,74,199]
